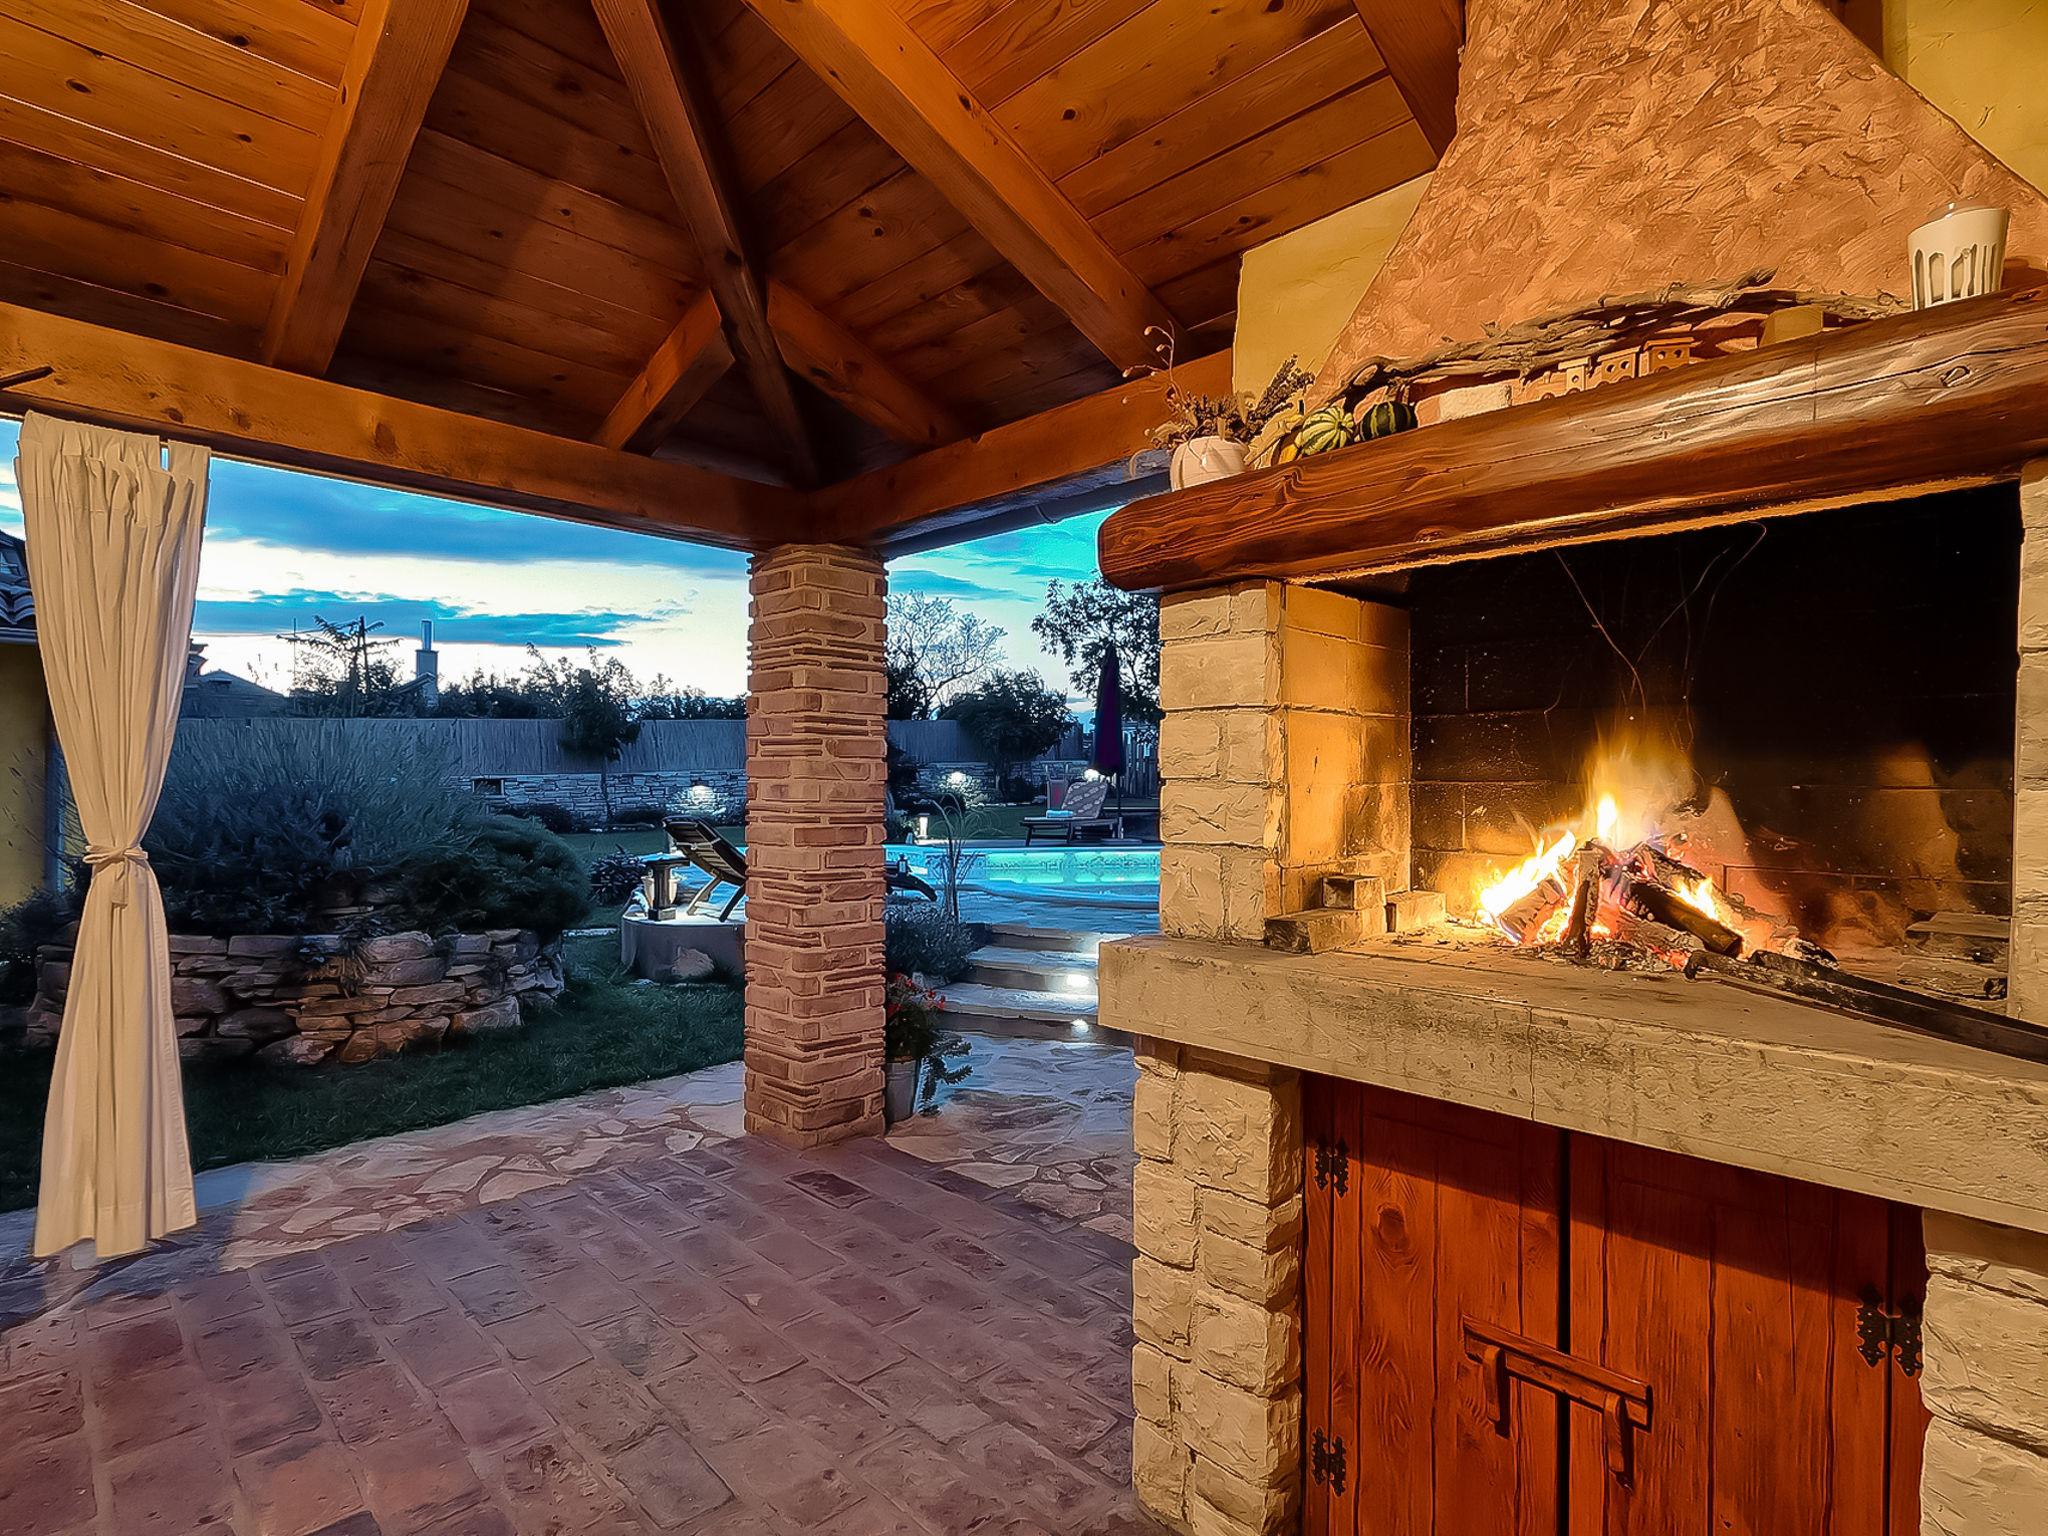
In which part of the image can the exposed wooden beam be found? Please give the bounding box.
[595,292,734,453]
[1,301,801,549]
[262,0,470,373]
[592,0,822,486]
[1351,0,1463,155]
[814,348,1233,549]
[1099,287,2048,591]
[736,0,1183,376]
[766,280,967,449]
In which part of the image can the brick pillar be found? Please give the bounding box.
[743,544,887,1146]
[2012,463,2048,1019]
[1919,1212,2048,1531]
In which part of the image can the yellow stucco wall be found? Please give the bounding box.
[0,643,49,907]
[1233,0,2048,395]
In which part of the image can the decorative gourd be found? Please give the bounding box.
[1293,403,1354,457]
[1360,398,1418,439]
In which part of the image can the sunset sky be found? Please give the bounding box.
[0,419,1110,703]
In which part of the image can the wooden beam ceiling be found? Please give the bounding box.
[766,280,966,449]
[1,302,798,548]
[1351,0,1463,155]
[813,348,1234,550]
[594,292,734,453]
[262,0,471,374]
[592,0,822,485]
[737,0,1184,377]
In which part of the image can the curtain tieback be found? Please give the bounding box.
[85,844,150,905]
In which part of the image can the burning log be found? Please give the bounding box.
[1616,872,1743,955]
[1496,884,1567,944]
[1560,846,1606,958]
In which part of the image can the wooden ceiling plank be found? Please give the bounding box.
[262,0,472,373]
[766,279,968,448]
[592,0,823,485]
[0,256,250,354]
[0,299,800,547]
[595,292,735,452]
[947,0,1153,106]
[737,0,1182,376]
[368,229,669,349]
[357,260,667,376]
[124,0,356,86]
[1350,0,1463,154]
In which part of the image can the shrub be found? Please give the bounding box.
[398,815,592,938]
[607,802,667,829]
[589,849,646,906]
[0,887,77,1006]
[503,801,585,835]
[885,904,977,983]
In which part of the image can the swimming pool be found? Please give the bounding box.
[883,843,1161,908]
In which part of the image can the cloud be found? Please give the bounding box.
[886,569,1017,603]
[194,589,640,649]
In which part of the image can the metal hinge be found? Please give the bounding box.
[1310,1430,1347,1494]
[1313,1138,1348,1195]
[1857,1287,1923,1377]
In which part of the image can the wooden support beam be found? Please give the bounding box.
[262,0,470,373]
[1351,0,1463,155]
[592,0,822,486]
[767,281,966,449]
[737,0,1183,376]
[814,348,1233,549]
[1,301,801,549]
[1098,286,2048,591]
[595,292,733,453]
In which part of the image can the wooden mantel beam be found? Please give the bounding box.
[737,0,1183,376]
[1,302,801,549]
[593,0,822,486]
[595,291,733,453]
[767,280,967,449]
[1098,286,2048,591]
[262,0,470,373]
[1351,0,1463,156]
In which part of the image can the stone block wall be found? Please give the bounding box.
[30,928,563,1065]
[743,545,888,1146]
[472,769,748,825]
[1131,1038,1304,1536]
[1920,1211,2048,1533]
[1157,582,1409,940]
[2011,464,2048,1018]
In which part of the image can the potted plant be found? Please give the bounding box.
[883,972,970,1122]
[1136,338,1319,487]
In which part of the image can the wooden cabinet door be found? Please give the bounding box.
[1304,1080,1565,1536]
[1566,1139,1924,1536]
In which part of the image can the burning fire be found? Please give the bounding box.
[1472,735,1799,968]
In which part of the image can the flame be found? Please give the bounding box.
[1477,829,1576,926]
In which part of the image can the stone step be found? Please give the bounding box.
[939,980,1108,1041]
[965,944,1098,994]
[984,923,1111,957]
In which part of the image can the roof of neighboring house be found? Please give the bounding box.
[0,529,32,643]
[181,667,290,719]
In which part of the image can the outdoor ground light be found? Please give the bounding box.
[947,770,968,787]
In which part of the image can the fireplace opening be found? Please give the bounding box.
[1400,487,2020,969]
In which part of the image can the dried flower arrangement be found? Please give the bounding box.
[1129,327,1316,475]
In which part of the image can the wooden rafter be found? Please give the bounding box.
[766,281,967,449]
[592,0,822,486]
[595,291,734,453]
[2,302,799,548]
[736,0,1183,376]
[1351,0,1463,155]
[262,0,471,374]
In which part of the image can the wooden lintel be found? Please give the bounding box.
[1,301,802,549]
[814,348,1234,548]
[262,0,470,373]
[737,0,1183,376]
[767,280,967,449]
[593,0,822,486]
[596,292,734,453]
[1352,0,1463,155]
[1098,286,2048,591]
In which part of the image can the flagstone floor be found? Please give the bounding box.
[0,1039,1154,1536]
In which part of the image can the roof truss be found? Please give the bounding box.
[595,292,734,453]
[1351,0,1464,154]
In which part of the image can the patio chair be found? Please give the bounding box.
[664,817,748,920]
[1022,775,1118,845]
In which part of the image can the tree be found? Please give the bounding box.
[940,671,1072,787]
[885,593,1004,719]
[1031,579,1162,732]
[542,651,641,825]
[638,681,747,719]
[430,669,553,718]
[283,616,410,717]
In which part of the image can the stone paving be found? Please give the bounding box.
[0,1040,1155,1536]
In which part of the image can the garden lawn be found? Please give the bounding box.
[0,934,741,1213]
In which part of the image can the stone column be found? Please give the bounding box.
[2013,463,2048,1019]
[1919,1212,2048,1532]
[743,544,887,1146]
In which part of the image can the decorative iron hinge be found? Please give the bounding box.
[1313,1138,1349,1195]
[1310,1430,1347,1494]
[1857,1287,1923,1377]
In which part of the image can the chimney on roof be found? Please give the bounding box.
[416,621,439,708]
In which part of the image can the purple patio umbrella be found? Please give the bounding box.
[1091,642,1125,831]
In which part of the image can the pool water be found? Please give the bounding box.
[883,843,1160,909]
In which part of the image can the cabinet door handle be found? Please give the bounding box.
[1461,1317,1654,1485]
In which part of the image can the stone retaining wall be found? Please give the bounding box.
[28,927,564,1066]
[470,769,747,824]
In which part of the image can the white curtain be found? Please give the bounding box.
[17,413,207,1260]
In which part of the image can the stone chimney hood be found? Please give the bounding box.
[1315,0,2048,395]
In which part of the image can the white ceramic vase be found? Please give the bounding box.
[1910,202,2009,308]
[1169,435,1247,490]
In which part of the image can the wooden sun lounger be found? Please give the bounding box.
[662,817,940,913]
